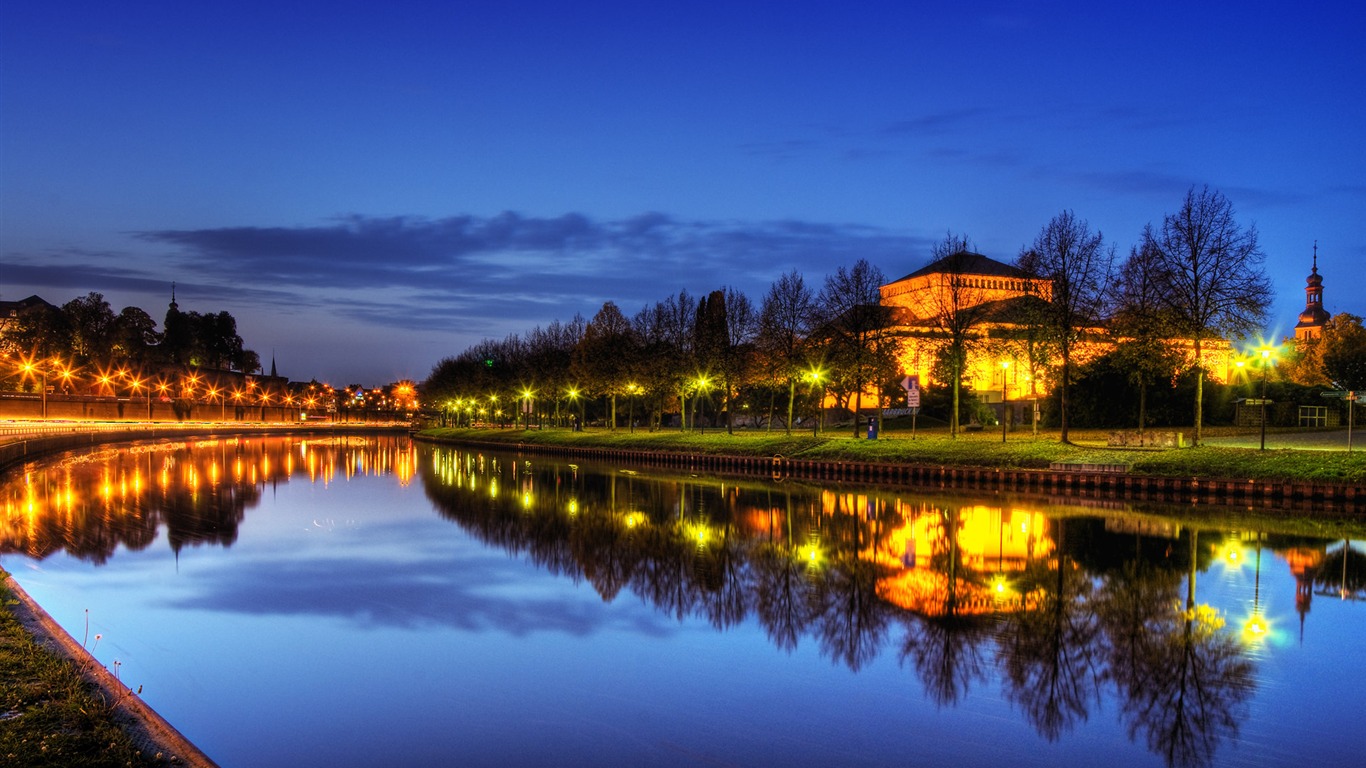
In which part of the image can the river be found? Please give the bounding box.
[1,433,1363,767]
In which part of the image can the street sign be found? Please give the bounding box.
[902,375,920,407]
[1321,391,1358,401]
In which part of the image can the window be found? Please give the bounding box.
[1299,405,1329,427]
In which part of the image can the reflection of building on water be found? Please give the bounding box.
[874,503,1053,616]
[0,436,416,561]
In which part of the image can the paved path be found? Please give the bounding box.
[1201,428,1360,451]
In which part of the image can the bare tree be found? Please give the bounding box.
[572,301,638,429]
[817,259,893,437]
[1018,211,1114,443]
[757,270,815,434]
[1145,187,1271,445]
[719,286,758,433]
[1109,241,1182,430]
[918,232,991,437]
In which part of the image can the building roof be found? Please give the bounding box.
[0,295,54,317]
[889,250,1029,284]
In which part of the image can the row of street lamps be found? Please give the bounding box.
[6,355,318,420]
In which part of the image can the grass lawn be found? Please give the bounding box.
[416,424,1366,484]
[0,575,159,767]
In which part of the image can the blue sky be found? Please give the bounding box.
[3,1,1362,385]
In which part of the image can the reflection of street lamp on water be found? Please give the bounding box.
[1243,538,1268,642]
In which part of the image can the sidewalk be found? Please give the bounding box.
[1201,428,1359,451]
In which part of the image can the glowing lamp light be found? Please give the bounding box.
[799,543,823,567]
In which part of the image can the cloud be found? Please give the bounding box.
[122,211,926,320]
[5,211,932,375]
[168,550,680,638]
[882,108,990,137]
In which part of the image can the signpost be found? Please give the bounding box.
[1320,390,1358,452]
[901,376,920,438]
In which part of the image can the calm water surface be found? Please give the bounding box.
[1,434,1363,768]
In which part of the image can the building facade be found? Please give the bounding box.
[877,250,1233,409]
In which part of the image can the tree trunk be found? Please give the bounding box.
[1059,351,1071,444]
[785,378,796,436]
[852,379,863,439]
[1137,381,1147,431]
[725,379,734,435]
[766,386,775,433]
[951,370,961,438]
[1193,337,1203,446]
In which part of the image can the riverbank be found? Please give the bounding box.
[1,570,216,767]
[416,425,1366,484]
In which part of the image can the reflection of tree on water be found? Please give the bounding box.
[751,542,817,652]
[417,446,1290,767]
[1314,540,1366,600]
[996,519,1102,741]
[811,554,892,671]
[1114,531,1255,768]
[0,436,411,562]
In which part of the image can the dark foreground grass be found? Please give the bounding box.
[0,576,158,768]
[417,426,1366,484]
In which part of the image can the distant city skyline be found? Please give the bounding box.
[3,2,1362,385]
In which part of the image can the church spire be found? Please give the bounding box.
[1294,241,1330,341]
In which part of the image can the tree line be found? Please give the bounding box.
[1,291,261,390]
[418,184,1354,441]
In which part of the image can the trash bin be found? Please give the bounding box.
[867,416,877,440]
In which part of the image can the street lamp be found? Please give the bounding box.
[1257,346,1278,451]
[806,367,824,436]
[19,358,49,418]
[693,376,711,433]
[567,387,582,430]
[626,382,641,433]
[520,388,535,430]
[1000,360,1010,443]
[207,386,224,421]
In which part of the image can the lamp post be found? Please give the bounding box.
[806,368,824,436]
[1000,360,1010,443]
[520,388,534,430]
[626,383,640,433]
[1258,347,1276,451]
[20,360,48,419]
[693,376,710,433]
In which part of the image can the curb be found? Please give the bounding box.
[2,572,220,767]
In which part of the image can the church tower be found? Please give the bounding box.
[1294,242,1330,340]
